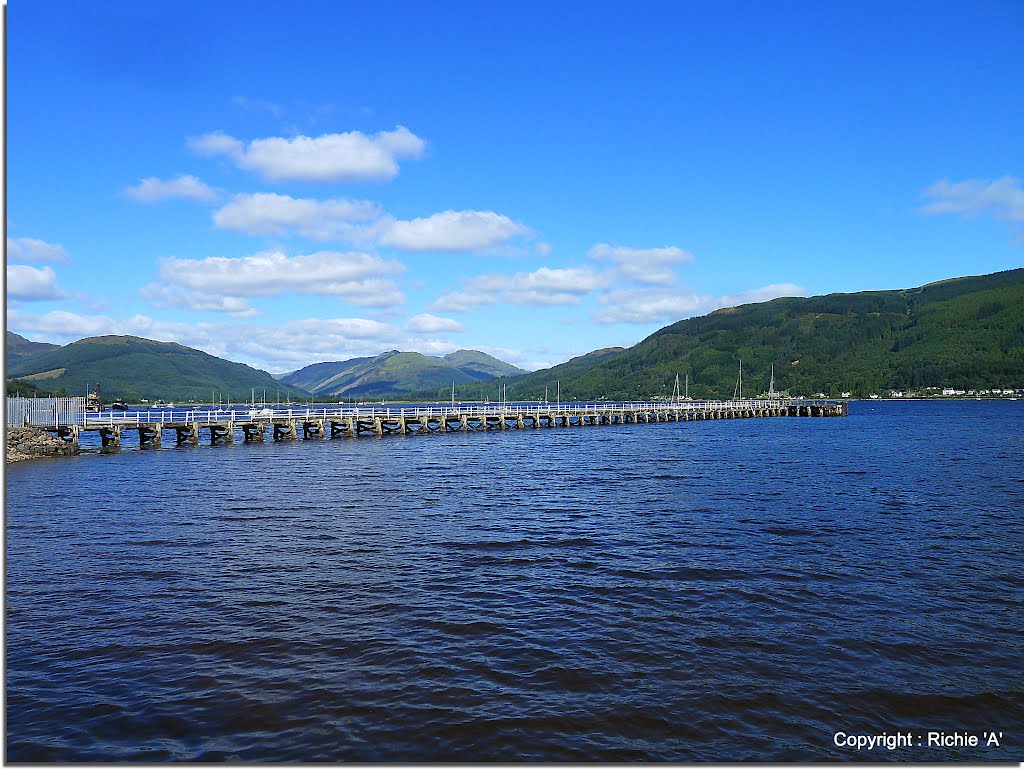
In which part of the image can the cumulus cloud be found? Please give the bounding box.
[405,313,464,333]
[593,282,806,325]
[123,174,218,203]
[152,250,405,310]
[141,250,405,316]
[919,176,1024,222]
[140,284,261,318]
[213,193,381,239]
[718,283,805,307]
[188,130,244,158]
[7,265,64,301]
[587,243,694,285]
[429,290,498,313]
[188,125,426,182]
[431,266,611,311]
[229,317,402,370]
[593,288,713,324]
[7,308,210,347]
[378,210,531,252]
[478,266,611,306]
[7,237,69,264]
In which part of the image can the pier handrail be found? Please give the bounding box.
[78,398,841,427]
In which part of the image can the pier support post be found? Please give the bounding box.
[243,423,266,442]
[175,424,199,446]
[99,426,121,452]
[274,422,297,441]
[210,423,234,445]
[56,425,81,445]
[138,423,163,449]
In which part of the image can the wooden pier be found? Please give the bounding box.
[43,400,848,452]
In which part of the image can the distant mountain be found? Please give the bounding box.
[440,349,525,379]
[280,349,526,397]
[6,331,61,366]
[5,335,304,402]
[494,268,1024,401]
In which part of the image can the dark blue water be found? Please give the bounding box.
[6,400,1023,761]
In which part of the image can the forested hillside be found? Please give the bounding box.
[487,268,1024,401]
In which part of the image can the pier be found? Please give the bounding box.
[35,400,847,452]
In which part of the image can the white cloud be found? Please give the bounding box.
[378,210,531,252]
[6,237,69,264]
[718,283,805,307]
[587,243,694,285]
[405,313,464,333]
[153,250,405,309]
[188,125,426,182]
[477,266,611,306]
[7,308,211,347]
[140,284,261,318]
[188,130,243,158]
[213,193,381,239]
[430,266,610,311]
[229,317,402,370]
[123,175,218,203]
[429,290,498,313]
[592,282,806,325]
[919,176,1024,222]
[593,288,713,324]
[6,265,64,301]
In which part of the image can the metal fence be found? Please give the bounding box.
[5,397,85,427]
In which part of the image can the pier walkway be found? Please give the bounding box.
[44,399,847,451]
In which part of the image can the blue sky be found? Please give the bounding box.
[6,1,1023,373]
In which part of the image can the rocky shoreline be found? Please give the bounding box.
[5,427,79,463]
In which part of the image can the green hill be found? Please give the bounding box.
[439,349,525,379]
[489,268,1024,401]
[5,335,304,402]
[280,349,524,397]
[5,331,60,366]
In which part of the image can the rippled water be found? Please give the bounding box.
[6,400,1023,761]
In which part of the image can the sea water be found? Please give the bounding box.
[5,400,1022,761]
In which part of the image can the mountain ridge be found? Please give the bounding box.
[280,349,525,396]
[5,334,304,402]
[6,268,1022,402]
[484,267,1024,401]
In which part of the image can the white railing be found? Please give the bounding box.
[77,399,826,428]
[6,397,86,427]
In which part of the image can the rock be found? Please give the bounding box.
[5,427,79,463]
